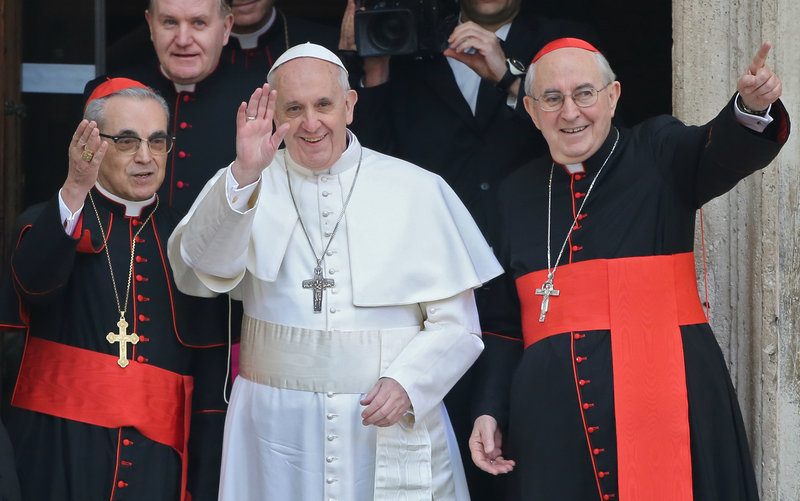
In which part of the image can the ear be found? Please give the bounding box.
[345,89,358,125]
[222,13,234,46]
[607,81,621,117]
[523,95,542,130]
[145,10,154,42]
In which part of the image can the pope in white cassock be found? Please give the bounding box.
[167,43,503,500]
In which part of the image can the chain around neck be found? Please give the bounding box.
[89,191,159,318]
[286,148,363,269]
[545,127,620,280]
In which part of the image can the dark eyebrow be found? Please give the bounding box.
[115,129,139,137]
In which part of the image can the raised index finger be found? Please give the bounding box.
[748,41,772,75]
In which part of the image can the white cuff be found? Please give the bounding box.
[58,189,83,236]
[733,93,773,133]
[226,168,260,213]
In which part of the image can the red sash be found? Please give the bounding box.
[12,336,193,500]
[517,252,706,501]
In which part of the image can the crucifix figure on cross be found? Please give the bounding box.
[302,266,335,313]
[535,277,560,322]
[106,315,140,368]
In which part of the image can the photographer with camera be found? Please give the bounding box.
[340,0,595,498]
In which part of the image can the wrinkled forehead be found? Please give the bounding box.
[533,47,603,91]
[273,58,344,94]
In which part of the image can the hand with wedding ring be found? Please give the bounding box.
[231,84,290,187]
[62,119,108,212]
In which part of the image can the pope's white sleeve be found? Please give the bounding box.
[168,165,259,295]
[380,289,484,422]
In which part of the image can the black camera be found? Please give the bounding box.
[354,0,456,57]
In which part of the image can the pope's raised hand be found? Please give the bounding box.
[737,41,782,113]
[231,84,290,186]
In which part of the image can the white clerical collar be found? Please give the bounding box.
[231,8,276,49]
[158,65,197,93]
[94,183,156,217]
[284,129,360,177]
[564,163,585,174]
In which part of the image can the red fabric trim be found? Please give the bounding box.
[516,253,703,500]
[481,331,523,343]
[12,336,193,499]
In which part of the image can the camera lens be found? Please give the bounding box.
[369,14,409,52]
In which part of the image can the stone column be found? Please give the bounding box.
[673,0,800,499]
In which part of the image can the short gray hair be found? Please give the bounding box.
[524,51,616,97]
[84,86,170,128]
[149,0,232,16]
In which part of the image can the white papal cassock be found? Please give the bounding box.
[168,131,503,500]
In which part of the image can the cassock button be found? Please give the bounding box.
[135,275,148,282]
[328,268,336,275]
[135,236,145,243]
[575,192,585,199]
[117,481,128,488]
[135,256,148,263]
[604,494,616,500]
[579,379,590,386]
[137,294,150,302]
[182,95,191,102]
[322,211,332,217]
[593,448,604,455]
[575,356,587,363]
[326,456,336,463]
[137,355,148,363]
[122,439,132,446]
[132,219,141,226]
[572,245,583,252]
[329,307,337,314]
[598,471,610,478]
[327,434,337,441]
[324,232,332,238]
[588,426,599,433]
[582,402,594,410]
[178,151,188,159]
[321,176,329,183]
[326,477,336,484]
[326,250,335,256]
[327,392,335,398]
[327,413,336,420]
[176,181,188,189]
[138,314,150,322]
[322,191,330,197]
[574,174,584,180]
[180,121,189,129]
[480,182,490,191]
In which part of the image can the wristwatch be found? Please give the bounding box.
[496,57,527,91]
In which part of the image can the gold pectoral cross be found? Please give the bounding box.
[107,315,139,368]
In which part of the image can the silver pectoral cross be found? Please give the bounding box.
[535,278,560,322]
[302,266,335,313]
[106,315,139,368]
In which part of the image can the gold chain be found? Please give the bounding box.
[88,191,159,318]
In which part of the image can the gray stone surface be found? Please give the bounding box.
[673,0,800,498]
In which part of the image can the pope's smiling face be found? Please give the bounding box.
[272,57,357,171]
[524,47,620,165]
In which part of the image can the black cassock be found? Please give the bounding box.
[4,189,229,501]
[221,9,339,84]
[475,96,789,500]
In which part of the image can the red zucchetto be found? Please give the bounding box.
[532,38,601,64]
[84,77,149,110]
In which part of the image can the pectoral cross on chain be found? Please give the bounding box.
[106,315,139,368]
[535,277,560,322]
[302,266,335,313]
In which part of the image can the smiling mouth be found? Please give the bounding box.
[303,135,326,144]
[562,125,589,134]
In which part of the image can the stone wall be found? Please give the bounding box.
[673,0,800,499]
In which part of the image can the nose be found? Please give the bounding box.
[175,23,192,46]
[133,141,155,163]
[301,108,321,132]
[559,95,582,120]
